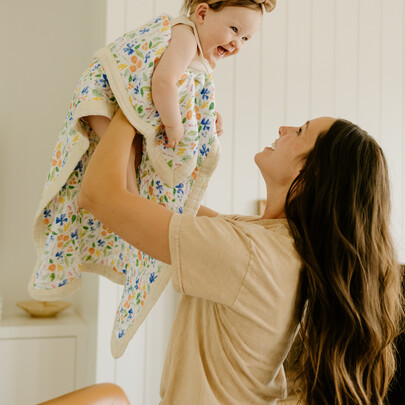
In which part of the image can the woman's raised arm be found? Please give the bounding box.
[78,109,173,264]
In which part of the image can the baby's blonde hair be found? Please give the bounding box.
[181,0,269,16]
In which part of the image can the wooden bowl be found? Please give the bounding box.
[16,301,71,317]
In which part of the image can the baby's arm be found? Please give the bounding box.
[85,115,138,194]
[151,24,198,147]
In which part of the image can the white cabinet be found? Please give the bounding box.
[0,310,87,405]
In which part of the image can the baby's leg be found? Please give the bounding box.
[85,115,139,193]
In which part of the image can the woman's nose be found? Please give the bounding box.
[279,126,287,136]
[279,126,298,136]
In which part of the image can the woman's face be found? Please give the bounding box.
[255,116,336,189]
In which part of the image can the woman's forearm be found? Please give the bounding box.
[86,114,139,193]
[79,109,173,264]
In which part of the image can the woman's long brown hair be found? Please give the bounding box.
[285,119,404,404]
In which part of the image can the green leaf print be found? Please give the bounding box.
[50,273,55,281]
[135,49,144,59]
[209,102,215,110]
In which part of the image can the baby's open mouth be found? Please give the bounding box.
[217,46,227,56]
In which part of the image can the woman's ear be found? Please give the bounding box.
[194,3,210,24]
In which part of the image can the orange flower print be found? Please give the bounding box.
[89,247,95,255]
[130,65,137,73]
[52,159,57,167]
[56,150,61,159]
[63,235,69,241]
[131,55,138,64]
[48,264,56,272]
[186,110,193,120]
[57,235,64,241]
[57,242,63,248]
[43,218,50,225]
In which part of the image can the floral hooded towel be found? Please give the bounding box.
[29,14,220,358]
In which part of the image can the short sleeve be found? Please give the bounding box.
[169,213,252,306]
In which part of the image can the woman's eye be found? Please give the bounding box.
[231,26,237,33]
[296,127,302,135]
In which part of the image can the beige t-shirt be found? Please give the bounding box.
[160,214,302,405]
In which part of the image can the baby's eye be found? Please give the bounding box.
[242,36,248,42]
[296,127,302,135]
[231,26,238,33]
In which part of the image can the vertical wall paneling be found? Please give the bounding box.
[400,5,405,263]
[232,30,263,214]
[357,0,382,140]
[258,2,288,199]
[206,57,236,213]
[380,0,404,262]
[285,0,312,124]
[335,0,359,122]
[155,0,181,17]
[125,0,155,29]
[310,0,335,118]
[106,0,126,42]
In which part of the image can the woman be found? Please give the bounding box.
[79,110,403,404]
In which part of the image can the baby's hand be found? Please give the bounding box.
[215,111,224,137]
[165,124,184,148]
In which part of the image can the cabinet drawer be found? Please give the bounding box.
[0,337,76,405]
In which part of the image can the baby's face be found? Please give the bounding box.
[193,5,262,68]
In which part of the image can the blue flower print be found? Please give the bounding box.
[149,272,157,283]
[123,44,134,55]
[178,206,183,214]
[201,118,210,131]
[200,88,210,100]
[71,229,79,240]
[58,279,68,287]
[97,239,105,248]
[43,208,51,218]
[175,183,184,195]
[155,181,163,194]
[97,74,109,88]
[56,251,64,260]
[144,51,151,64]
[154,16,162,23]
[118,329,125,339]
[88,219,94,226]
[56,214,68,226]
[199,144,210,157]
[74,161,83,173]
[140,27,150,35]
[81,86,89,95]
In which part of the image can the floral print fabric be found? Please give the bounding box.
[30,14,220,358]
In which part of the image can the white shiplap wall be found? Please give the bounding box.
[99,1,404,403]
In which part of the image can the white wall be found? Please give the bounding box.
[0,0,106,312]
[1,0,404,403]
[208,0,405,263]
